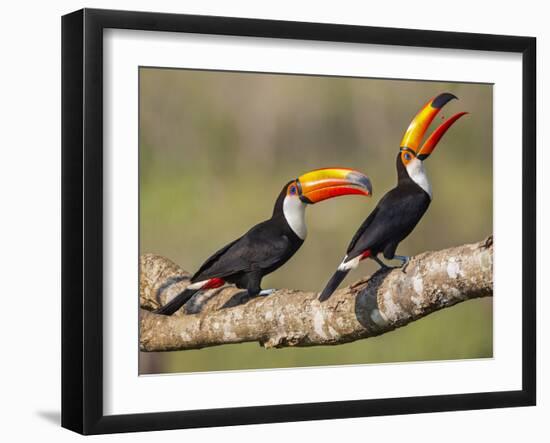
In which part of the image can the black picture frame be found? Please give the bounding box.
[62,8,536,435]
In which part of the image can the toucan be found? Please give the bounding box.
[319,92,467,302]
[155,167,373,315]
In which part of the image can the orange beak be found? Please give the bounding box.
[297,167,372,204]
[400,93,468,160]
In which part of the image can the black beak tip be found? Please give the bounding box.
[346,171,373,195]
[366,180,373,196]
[431,92,458,109]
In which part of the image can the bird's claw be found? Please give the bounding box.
[394,255,410,273]
[372,256,391,270]
[372,255,411,273]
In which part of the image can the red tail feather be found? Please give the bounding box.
[202,278,225,290]
[360,250,372,260]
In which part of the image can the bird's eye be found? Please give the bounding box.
[404,153,412,161]
[289,185,297,195]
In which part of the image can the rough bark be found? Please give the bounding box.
[140,237,493,351]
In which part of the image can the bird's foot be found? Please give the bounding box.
[372,256,392,270]
[258,289,277,296]
[394,255,410,273]
[372,255,410,272]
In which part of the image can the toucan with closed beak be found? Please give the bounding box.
[319,92,468,302]
[155,167,373,315]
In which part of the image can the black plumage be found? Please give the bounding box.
[319,156,430,302]
[191,188,304,292]
[319,92,466,301]
[345,155,431,262]
[154,182,303,315]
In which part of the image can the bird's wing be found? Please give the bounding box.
[346,206,379,254]
[191,221,293,282]
[345,190,428,260]
[190,237,242,282]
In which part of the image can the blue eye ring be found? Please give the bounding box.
[289,185,297,195]
[404,152,412,161]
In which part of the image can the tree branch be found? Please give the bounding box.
[140,237,493,351]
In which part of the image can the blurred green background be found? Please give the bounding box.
[139,67,493,375]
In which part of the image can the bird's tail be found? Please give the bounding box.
[319,269,350,302]
[153,288,199,316]
[153,277,225,316]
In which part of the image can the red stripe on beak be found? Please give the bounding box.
[304,185,370,203]
[417,112,468,158]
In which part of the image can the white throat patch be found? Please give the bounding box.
[283,196,307,240]
[406,157,432,198]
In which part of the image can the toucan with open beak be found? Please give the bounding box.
[319,92,468,302]
[155,167,372,315]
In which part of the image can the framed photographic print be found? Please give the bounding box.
[62,8,536,435]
